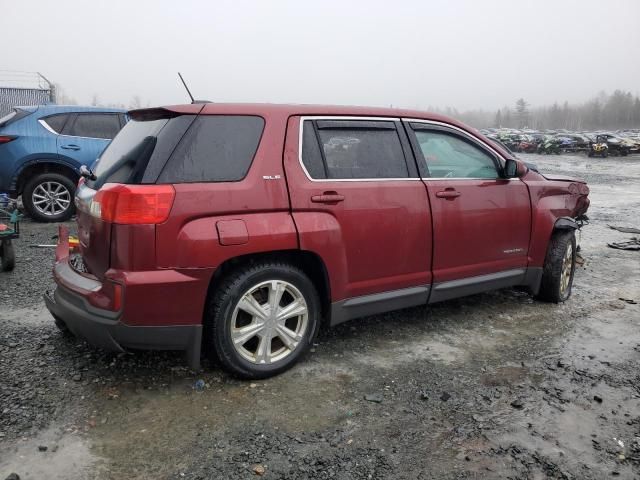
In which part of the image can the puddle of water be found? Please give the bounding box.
[87,368,354,478]
[0,425,97,480]
[354,337,467,367]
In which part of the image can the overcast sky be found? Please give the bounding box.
[2,0,639,111]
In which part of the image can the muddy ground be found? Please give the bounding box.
[1,153,639,479]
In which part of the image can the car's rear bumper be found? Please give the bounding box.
[44,226,202,369]
[44,287,202,368]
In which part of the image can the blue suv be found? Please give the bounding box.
[0,105,127,221]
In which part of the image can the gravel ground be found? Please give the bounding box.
[1,153,639,479]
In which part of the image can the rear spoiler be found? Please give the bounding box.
[128,104,205,120]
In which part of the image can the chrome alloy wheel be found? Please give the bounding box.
[560,242,573,296]
[32,181,71,216]
[231,280,309,364]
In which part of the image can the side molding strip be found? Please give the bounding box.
[429,268,526,303]
[330,285,430,326]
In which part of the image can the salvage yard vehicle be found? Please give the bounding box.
[599,133,631,156]
[45,104,590,379]
[588,135,609,158]
[538,135,561,154]
[0,105,127,222]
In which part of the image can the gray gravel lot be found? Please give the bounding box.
[1,153,639,479]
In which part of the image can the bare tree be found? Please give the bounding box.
[52,82,78,105]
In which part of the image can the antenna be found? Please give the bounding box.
[178,72,195,103]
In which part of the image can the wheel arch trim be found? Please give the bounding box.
[554,216,579,230]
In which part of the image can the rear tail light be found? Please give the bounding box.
[91,183,175,224]
[0,135,17,144]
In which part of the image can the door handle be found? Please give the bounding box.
[60,144,80,151]
[311,192,345,204]
[435,188,461,199]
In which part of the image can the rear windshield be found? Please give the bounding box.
[0,108,31,128]
[89,112,265,189]
[89,113,195,189]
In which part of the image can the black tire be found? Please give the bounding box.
[588,151,593,157]
[536,230,576,303]
[22,172,76,222]
[0,239,15,271]
[603,151,608,158]
[205,262,321,379]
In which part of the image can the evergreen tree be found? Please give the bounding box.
[515,98,529,128]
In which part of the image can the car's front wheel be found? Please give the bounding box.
[23,173,76,222]
[206,262,320,379]
[537,230,576,303]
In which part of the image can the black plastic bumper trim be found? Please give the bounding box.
[44,286,202,370]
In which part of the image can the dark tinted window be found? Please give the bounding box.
[158,115,264,183]
[315,123,408,179]
[301,120,327,179]
[67,113,121,139]
[413,130,498,179]
[90,114,196,189]
[42,114,70,134]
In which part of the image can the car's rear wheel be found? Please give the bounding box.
[23,173,76,222]
[537,230,576,303]
[205,262,320,379]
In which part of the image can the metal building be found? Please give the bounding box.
[0,71,54,116]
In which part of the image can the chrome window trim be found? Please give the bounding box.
[298,116,421,182]
[403,118,518,181]
[39,113,119,140]
[38,119,59,135]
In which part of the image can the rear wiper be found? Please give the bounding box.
[79,165,97,181]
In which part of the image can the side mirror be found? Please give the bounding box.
[504,159,518,178]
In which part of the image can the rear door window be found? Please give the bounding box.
[64,113,122,139]
[302,120,409,179]
[157,115,264,183]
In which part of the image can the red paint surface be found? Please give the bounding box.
[60,104,589,330]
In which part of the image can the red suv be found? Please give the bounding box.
[45,103,590,378]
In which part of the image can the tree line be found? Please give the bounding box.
[430,90,640,131]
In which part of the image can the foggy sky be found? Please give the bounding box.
[2,0,639,111]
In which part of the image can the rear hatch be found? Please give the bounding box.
[76,107,201,278]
